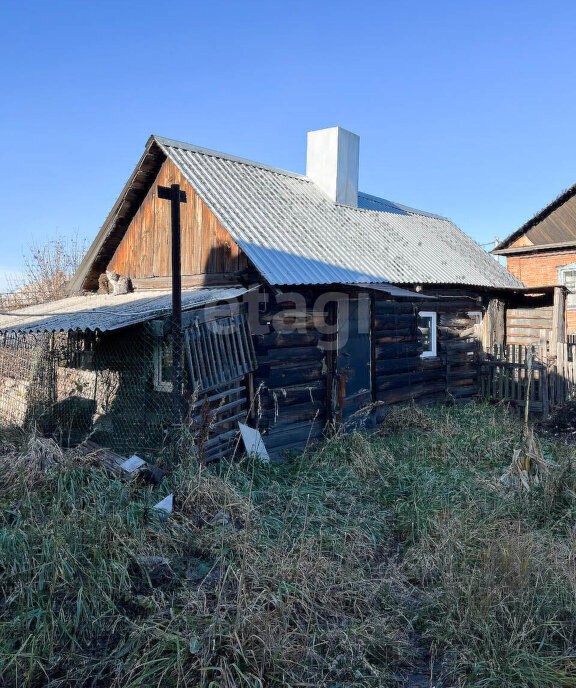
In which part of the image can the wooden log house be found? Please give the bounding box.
[0,127,533,458]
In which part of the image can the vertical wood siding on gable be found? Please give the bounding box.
[107,158,248,279]
[524,192,576,246]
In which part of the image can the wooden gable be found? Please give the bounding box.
[509,234,534,249]
[496,184,576,254]
[523,192,576,246]
[106,158,249,284]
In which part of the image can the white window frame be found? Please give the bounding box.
[418,311,437,358]
[558,264,576,310]
[153,339,173,392]
[468,311,483,326]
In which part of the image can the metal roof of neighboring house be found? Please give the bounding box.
[70,135,523,291]
[0,287,249,334]
[357,192,447,220]
[494,182,576,254]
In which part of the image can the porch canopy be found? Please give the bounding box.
[0,287,250,334]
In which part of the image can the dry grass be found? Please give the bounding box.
[1,403,576,687]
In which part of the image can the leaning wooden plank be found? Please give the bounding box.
[188,385,245,410]
[204,429,238,449]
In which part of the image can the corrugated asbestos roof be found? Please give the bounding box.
[0,287,249,334]
[349,283,434,299]
[152,136,522,289]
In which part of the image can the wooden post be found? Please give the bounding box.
[483,298,505,349]
[158,183,187,423]
[551,286,566,350]
[540,337,549,418]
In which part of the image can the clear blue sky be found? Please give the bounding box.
[2,0,576,289]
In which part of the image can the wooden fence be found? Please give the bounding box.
[481,342,576,417]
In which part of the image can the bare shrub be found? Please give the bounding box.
[2,234,87,309]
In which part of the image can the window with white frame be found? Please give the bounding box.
[466,311,484,354]
[153,334,173,392]
[558,264,576,309]
[418,311,437,358]
[468,311,483,340]
[468,311,483,327]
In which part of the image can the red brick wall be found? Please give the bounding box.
[506,250,576,331]
[506,249,576,287]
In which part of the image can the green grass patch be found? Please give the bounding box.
[0,403,575,686]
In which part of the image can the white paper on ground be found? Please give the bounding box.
[120,455,146,473]
[238,423,270,463]
[153,494,173,514]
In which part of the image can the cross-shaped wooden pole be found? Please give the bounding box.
[158,183,187,423]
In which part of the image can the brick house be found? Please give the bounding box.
[494,184,576,333]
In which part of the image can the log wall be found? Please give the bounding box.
[506,306,553,346]
[251,289,483,456]
[373,296,481,409]
[252,290,328,455]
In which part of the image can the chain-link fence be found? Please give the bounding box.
[0,323,175,457]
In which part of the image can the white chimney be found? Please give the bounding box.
[306,126,359,207]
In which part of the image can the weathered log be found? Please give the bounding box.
[258,345,324,364]
[442,340,477,353]
[375,357,420,374]
[376,369,445,391]
[415,300,481,311]
[373,301,415,315]
[256,331,319,349]
[376,342,421,358]
[448,385,477,398]
[438,325,476,338]
[438,315,475,327]
[262,362,325,387]
[374,334,419,345]
[258,381,326,407]
[261,400,325,426]
[448,377,475,388]
[264,420,324,449]
[376,382,446,404]
[374,314,417,329]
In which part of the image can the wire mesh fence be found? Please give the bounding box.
[0,324,175,457]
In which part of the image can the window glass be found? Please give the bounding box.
[560,269,576,308]
[153,334,173,392]
[468,311,483,327]
[418,311,437,358]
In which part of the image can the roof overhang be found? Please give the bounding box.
[492,240,576,256]
[494,183,576,253]
[513,285,567,294]
[346,283,435,299]
[68,137,167,293]
[0,287,251,335]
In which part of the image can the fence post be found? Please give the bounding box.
[560,342,567,404]
[551,286,566,350]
